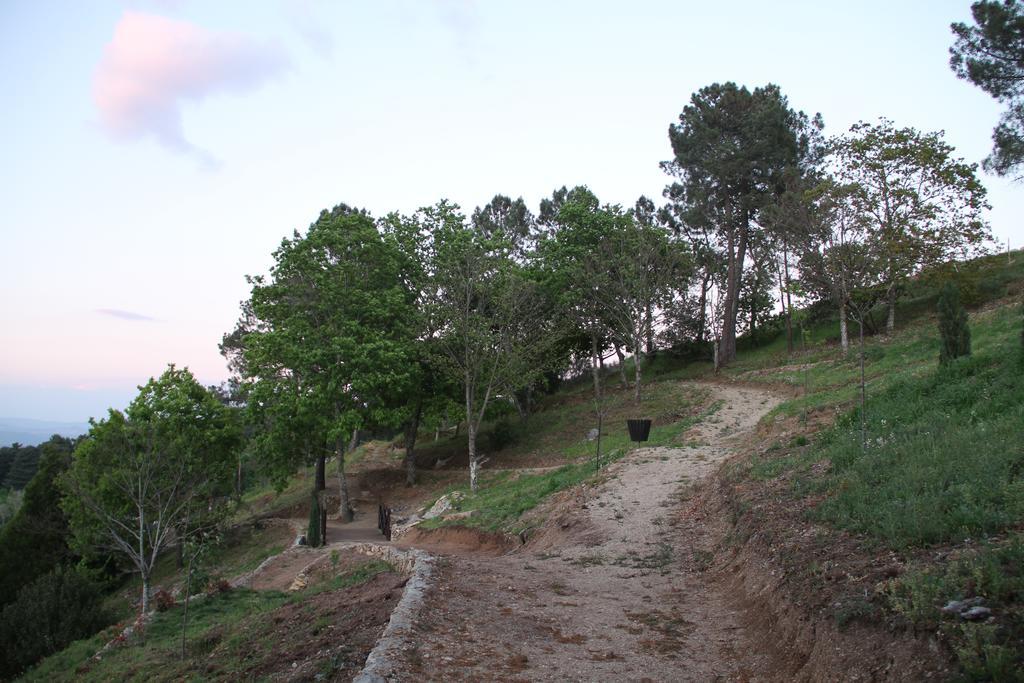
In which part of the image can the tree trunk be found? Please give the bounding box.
[175,526,184,570]
[140,576,150,616]
[783,248,794,353]
[235,454,243,500]
[180,552,195,659]
[613,344,628,388]
[404,400,422,486]
[645,302,655,354]
[697,272,709,344]
[718,220,747,366]
[859,317,867,453]
[335,437,354,523]
[886,286,896,335]
[315,453,326,491]
[590,332,604,469]
[839,300,849,356]
[633,334,643,405]
[468,420,479,493]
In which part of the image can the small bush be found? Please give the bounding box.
[205,578,232,597]
[153,588,176,612]
[938,282,971,366]
[488,420,517,451]
[0,565,111,679]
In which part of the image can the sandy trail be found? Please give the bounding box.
[393,382,782,682]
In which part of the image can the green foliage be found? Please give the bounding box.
[0,565,111,679]
[487,419,517,451]
[0,436,75,607]
[238,203,416,489]
[60,367,240,612]
[951,0,1024,177]
[938,281,972,365]
[307,491,321,548]
[0,487,23,528]
[0,442,41,490]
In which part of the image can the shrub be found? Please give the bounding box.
[153,588,176,612]
[0,565,111,678]
[488,420,517,451]
[205,578,232,597]
[938,282,971,366]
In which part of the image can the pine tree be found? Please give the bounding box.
[937,282,971,366]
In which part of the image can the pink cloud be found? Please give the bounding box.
[94,12,288,163]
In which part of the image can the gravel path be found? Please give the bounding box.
[392,382,783,682]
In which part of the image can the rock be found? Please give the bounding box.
[288,575,307,592]
[423,492,465,520]
[441,510,478,522]
[941,597,985,615]
[960,606,992,621]
[586,428,600,442]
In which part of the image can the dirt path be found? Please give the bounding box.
[392,382,784,682]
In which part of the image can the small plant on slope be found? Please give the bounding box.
[937,281,971,366]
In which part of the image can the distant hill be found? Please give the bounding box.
[0,418,88,447]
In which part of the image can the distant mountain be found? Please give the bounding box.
[0,417,89,447]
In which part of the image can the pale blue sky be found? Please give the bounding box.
[1,0,1020,422]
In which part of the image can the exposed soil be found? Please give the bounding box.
[206,570,407,682]
[389,382,792,681]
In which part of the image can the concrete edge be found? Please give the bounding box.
[350,543,435,683]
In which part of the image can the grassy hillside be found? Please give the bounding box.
[714,253,1024,680]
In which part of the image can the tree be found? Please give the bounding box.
[937,282,972,365]
[60,366,239,615]
[0,566,110,679]
[797,179,874,356]
[430,202,550,491]
[951,0,1024,177]
[664,82,809,366]
[0,436,76,607]
[832,119,991,335]
[238,204,415,530]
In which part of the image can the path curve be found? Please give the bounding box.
[391,382,783,682]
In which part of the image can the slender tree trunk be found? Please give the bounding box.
[590,332,604,469]
[314,453,329,539]
[180,553,195,659]
[886,286,896,335]
[404,400,422,486]
[859,317,867,453]
[336,434,354,523]
[235,454,243,500]
[613,344,628,388]
[175,526,184,569]
[468,421,479,493]
[141,575,150,617]
[633,334,643,406]
[645,302,655,354]
[839,300,849,356]
[466,379,479,493]
[697,272,710,344]
[783,248,794,353]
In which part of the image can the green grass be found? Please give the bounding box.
[729,289,1024,677]
[421,387,716,533]
[23,560,395,683]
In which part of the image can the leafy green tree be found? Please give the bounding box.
[430,202,551,491]
[938,282,972,365]
[663,82,810,366]
[0,566,111,678]
[951,0,1024,177]
[1,443,40,490]
[239,204,416,524]
[0,436,76,607]
[60,366,239,615]
[831,119,991,335]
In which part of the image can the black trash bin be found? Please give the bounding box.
[627,418,652,443]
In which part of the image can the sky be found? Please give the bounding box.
[1,0,1021,423]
